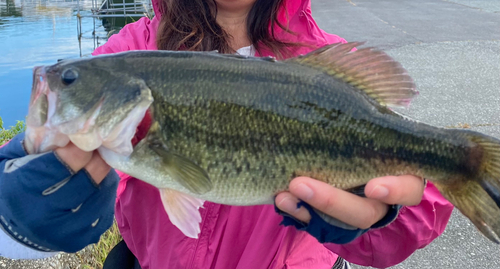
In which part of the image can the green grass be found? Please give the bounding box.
[0,116,26,145]
[77,221,123,269]
[0,116,123,268]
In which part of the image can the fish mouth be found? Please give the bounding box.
[27,66,49,128]
[25,66,154,156]
[25,66,69,154]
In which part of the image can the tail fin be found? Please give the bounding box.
[434,132,500,244]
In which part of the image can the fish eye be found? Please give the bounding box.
[61,69,78,85]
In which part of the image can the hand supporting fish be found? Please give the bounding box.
[24,42,500,245]
[276,175,425,229]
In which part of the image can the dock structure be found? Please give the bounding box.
[76,0,153,55]
[77,0,153,19]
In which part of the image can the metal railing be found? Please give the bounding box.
[76,0,153,56]
[77,0,153,18]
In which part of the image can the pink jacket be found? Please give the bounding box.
[93,1,454,268]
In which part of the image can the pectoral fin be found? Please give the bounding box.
[149,142,212,194]
[159,188,204,238]
[147,122,212,194]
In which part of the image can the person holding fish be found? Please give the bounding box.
[0,0,467,268]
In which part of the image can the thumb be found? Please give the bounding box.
[365,175,425,206]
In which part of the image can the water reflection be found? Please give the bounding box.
[0,0,148,127]
[0,0,22,18]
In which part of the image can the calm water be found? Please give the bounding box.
[0,0,149,127]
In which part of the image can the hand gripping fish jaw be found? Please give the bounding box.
[25,62,154,157]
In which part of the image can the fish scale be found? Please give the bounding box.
[145,68,468,204]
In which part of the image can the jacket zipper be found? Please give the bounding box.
[332,256,346,269]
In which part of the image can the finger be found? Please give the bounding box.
[365,175,425,206]
[23,136,34,154]
[84,151,111,185]
[55,142,93,173]
[288,177,388,229]
[275,192,312,223]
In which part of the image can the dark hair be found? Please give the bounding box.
[156,0,296,59]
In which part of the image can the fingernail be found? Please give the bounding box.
[293,183,314,201]
[277,197,300,213]
[369,185,389,199]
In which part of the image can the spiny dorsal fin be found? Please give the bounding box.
[287,42,418,108]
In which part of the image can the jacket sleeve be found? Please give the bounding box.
[0,134,119,259]
[92,16,159,56]
[324,182,454,268]
[0,140,57,259]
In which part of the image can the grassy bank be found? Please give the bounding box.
[0,116,122,268]
[78,221,122,269]
[0,117,25,145]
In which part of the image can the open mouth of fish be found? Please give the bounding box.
[24,66,153,156]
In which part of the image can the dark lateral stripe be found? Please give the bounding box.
[162,101,467,175]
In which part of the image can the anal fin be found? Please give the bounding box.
[159,188,205,239]
[345,184,367,198]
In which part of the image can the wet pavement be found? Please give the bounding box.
[311,0,500,268]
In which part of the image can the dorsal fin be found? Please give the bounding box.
[287,42,418,108]
[214,53,277,62]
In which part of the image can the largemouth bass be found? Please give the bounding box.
[25,42,500,243]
